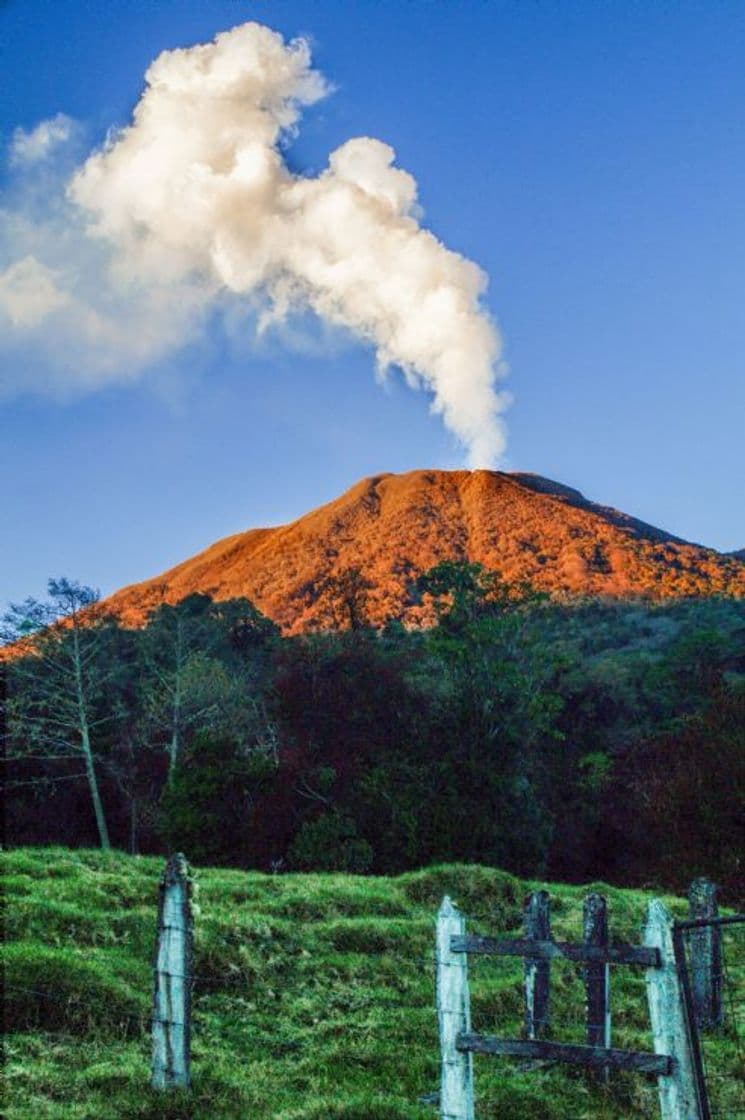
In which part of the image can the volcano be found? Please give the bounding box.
[100,470,745,632]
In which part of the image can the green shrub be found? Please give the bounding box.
[288,815,374,874]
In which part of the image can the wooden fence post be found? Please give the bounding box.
[524,890,551,1039]
[436,897,474,1120]
[152,853,193,1090]
[688,878,722,1029]
[584,893,611,1081]
[643,899,701,1120]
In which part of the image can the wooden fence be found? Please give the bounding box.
[435,885,734,1120]
[5,853,738,1116]
[142,858,735,1119]
[671,897,745,1120]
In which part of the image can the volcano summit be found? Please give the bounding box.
[101,470,745,632]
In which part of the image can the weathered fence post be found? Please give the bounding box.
[643,899,701,1120]
[584,893,611,1081]
[688,878,723,1029]
[152,853,193,1090]
[524,890,551,1039]
[436,897,474,1120]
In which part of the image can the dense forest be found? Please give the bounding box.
[2,565,744,898]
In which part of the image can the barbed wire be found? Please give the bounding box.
[5,984,154,1029]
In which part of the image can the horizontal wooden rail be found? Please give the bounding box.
[674,912,745,931]
[450,935,660,968]
[455,1033,673,1075]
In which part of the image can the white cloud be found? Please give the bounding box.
[0,256,70,327]
[0,22,509,465]
[10,113,75,166]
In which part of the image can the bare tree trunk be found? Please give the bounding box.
[168,727,180,785]
[167,625,184,786]
[130,797,138,855]
[80,718,110,849]
[73,627,110,850]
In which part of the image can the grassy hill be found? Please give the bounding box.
[2,847,740,1119]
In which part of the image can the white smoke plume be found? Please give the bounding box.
[0,22,508,465]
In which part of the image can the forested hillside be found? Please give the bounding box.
[4,565,744,897]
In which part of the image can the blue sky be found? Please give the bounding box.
[2,0,744,605]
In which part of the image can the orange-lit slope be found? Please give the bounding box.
[103,470,745,632]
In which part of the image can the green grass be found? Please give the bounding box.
[2,848,742,1119]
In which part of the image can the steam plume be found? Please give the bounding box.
[1,22,508,465]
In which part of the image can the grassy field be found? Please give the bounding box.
[2,847,742,1119]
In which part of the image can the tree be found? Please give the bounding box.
[2,578,116,849]
[139,595,223,785]
[140,594,278,784]
[103,628,161,856]
[159,711,280,865]
[416,560,539,631]
[609,682,745,897]
[315,567,374,631]
[412,564,562,873]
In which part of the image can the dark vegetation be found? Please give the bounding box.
[3,565,744,899]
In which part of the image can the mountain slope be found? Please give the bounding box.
[104,469,745,631]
